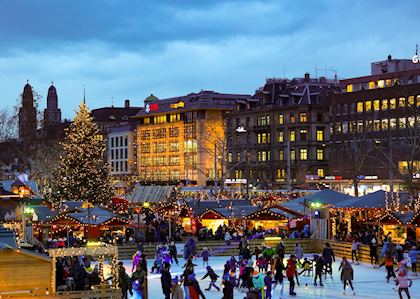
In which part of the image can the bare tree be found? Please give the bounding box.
[0,108,18,142]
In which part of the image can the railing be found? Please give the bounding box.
[0,289,122,299]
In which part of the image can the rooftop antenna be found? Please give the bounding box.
[83,85,86,104]
[111,96,114,107]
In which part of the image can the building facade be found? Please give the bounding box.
[226,74,339,189]
[18,83,37,143]
[134,91,250,186]
[330,56,420,195]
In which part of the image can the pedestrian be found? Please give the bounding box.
[131,264,145,299]
[172,276,184,299]
[273,256,285,297]
[264,271,274,299]
[252,270,265,298]
[201,247,211,267]
[408,246,419,276]
[313,255,324,287]
[285,254,298,296]
[132,250,142,273]
[322,242,335,278]
[224,231,232,246]
[276,241,286,259]
[351,239,360,265]
[161,262,172,299]
[369,237,378,267]
[201,266,220,291]
[395,269,412,299]
[170,241,179,265]
[117,262,132,299]
[339,257,355,295]
[188,273,206,299]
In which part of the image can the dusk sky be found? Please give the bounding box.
[1,0,419,118]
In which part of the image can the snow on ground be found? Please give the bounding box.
[110,254,420,299]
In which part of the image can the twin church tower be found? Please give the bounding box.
[18,82,62,142]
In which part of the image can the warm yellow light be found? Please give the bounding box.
[86,241,102,247]
[264,236,282,241]
[143,202,150,208]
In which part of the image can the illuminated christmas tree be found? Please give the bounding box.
[51,102,113,207]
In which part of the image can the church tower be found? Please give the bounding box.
[18,82,37,142]
[43,83,61,126]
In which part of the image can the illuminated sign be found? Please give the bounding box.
[413,173,420,179]
[413,45,419,64]
[145,103,159,114]
[324,175,343,180]
[305,175,320,180]
[236,126,247,133]
[170,101,185,109]
[224,179,247,184]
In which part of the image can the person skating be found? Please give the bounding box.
[117,262,133,299]
[369,237,378,267]
[379,254,396,282]
[276,241,286,260]
[273,256,286,297]
[161,262,172,299]
[322,242,335,278]
[351,239,360,265]
[252,270,266,299]
[170,241,179,265]
[286,255,299,296]
[294,243,304,266]
[264,271,274,299]
[181,264,194,299]
[313,255,324,287]
[201,266,220,291]
[408,246,419,276]
[131,264,146,299]
[188,273,206,299]
[222,271,236,299]
[298,257,312,277]
[132,250,142,273]
[172,276,184,299]
[339,257,355,295]
[201,247,211,267]
[395,269,412,299]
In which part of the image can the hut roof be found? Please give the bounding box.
[335,191,410,209]
[44,207,129,225]
[186,199,253,216]
[0,225,17,249]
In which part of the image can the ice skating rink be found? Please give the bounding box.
[116,255,420,299]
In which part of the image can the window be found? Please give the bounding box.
[350,121,357,133]
[257,151,271,161]
[299,129,307,141]
[357,121,364,133]
[317,168,325,177]
[279,114,284,125]
[316,129,324,141]
[408,96,415,107]
[399,97,406,108]
[124,136,128,147]
[169,155,180,166]
[378,80,385,88]
[290,149,296,160]
[300,149,308,160]
[144,118,150,124]
[111,150,114,159]
[417,95,420,107]
[153,128,166,139]
[389,98,397,109]
[169,127,179,138]
[299,112,307,123]
[257,115,270,126]
[373,100,380,111]
[381,99,388,110]
[357,102,363,113]
[317,149,324,160]
[408,117,415,128]
[235,170,243,179]
[257,133,270,144]
[317,113,323,122]
[237,152,241,161]
[169,141,180,152]
[346,84,353,92]
[276,169,286,179]
[369,81,375,89]
[111,138,114,147]
[366,120,373,132]
[290,130,295,142]
[381,119,389,130]
[399,118,406,129]
[228,152,233,163]
[342,122,348,134]
[290,114,295,123]
[124,148,128,159]
[390,118,397,129]
[154,115,166,124]
[279,150,284,161]
[374,120,381,131]
[278,131,284,143]
[365,101,372,112]
[170,114,180,122]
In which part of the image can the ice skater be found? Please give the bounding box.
[298,257,312,276]
[351,239,360,265]
[201,266,220,291]
[408,246,419,276]
[313,255,324,287]
[322,242,335,278]
[264,271,274,299]
[273,256,285,297]
[395,269,412,299]
[201,247,211,267]
[339,257,355,295]
[169,241,179,265]
[286,255,299,296]
[379,254,396,282]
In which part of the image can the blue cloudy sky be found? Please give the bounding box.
[0,0,419,118]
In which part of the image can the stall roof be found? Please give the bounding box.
[128,184,174,203]
[186,199,253,216]
[44,207,129,225]
[0,225,17,249]
[335,190,410,209]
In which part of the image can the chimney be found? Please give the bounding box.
[124,99,130,108]
[304,72,310,82]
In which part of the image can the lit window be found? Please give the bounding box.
[317,168,325,177]
[300,129,307,141]
[278,131,284,143]
[381,99,388,110]
[389,98,397,109]
[257,133,270,144]
[417,95,420,107]
[408,117,415,128]
[365,101,372,112]
[277,169,286,179]
[357,102,363,113]
[390,118,397,129]
[378,80,385,88]
[346,84,353,92]
[316,129,324,141]
[399,97,406,108]
[350,121,357,133]
[279,114,284,125]
[368,81,375,89]
[386,79,392,87]
[399,118,406,129]
[316,149,324,160]
[290,114,295,123]
[299,113,308,123]
[408,96,415,107]
[279,150,284,161]
[366,120,373,132]
[290,130,295,142]
[237,152,241,161]
[381,119,389,130]
[342,122,348,134]
[290,149,296,160]
[228,152,232,163]
[374,120,381,131]
[257,115,271,126]
[170,114,180,122]
[373,100,380,111]
[144,118,150,124]
[300,149,308,160]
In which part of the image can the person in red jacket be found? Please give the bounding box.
[286,255,299,296]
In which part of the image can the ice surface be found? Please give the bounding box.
[111,254,420,299]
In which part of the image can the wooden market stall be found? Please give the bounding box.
[244,207,301,230]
